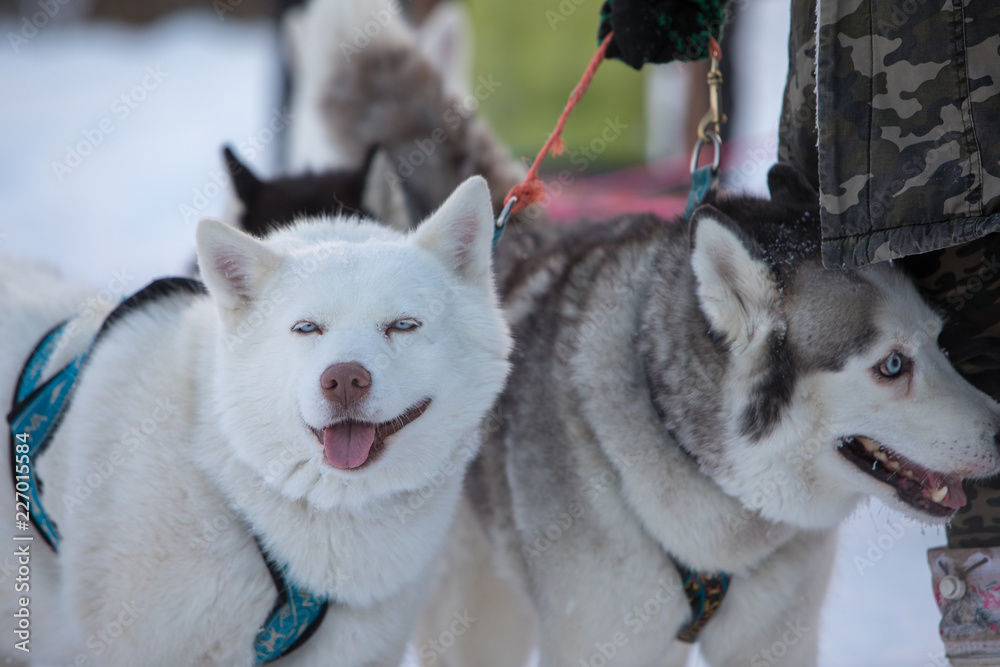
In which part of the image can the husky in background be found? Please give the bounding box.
[0,176,510,666]
[419,166,1000,666]
[281,0,525,224]
[223,144,379,236]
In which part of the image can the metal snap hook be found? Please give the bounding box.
[689,131,722,177]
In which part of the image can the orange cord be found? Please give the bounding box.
[503,32,614,216]
[708,36,721,62]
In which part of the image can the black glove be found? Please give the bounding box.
[598,0,729,69]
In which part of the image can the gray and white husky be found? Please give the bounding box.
[0,176,510,666]
[421,166,1000,667]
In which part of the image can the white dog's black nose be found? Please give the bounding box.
[321,362,372,407]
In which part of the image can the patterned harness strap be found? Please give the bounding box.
[253,538,330,664]
[673,561,731,643]
[7,320,90,551]
[6,280,331,664]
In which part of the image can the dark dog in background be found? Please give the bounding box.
[223,145,377,236]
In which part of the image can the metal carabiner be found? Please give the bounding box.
[696,38,726,143]
[496,196,517,231]
[689,130,722,177]
[492,196,518,249]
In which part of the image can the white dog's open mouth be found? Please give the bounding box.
[312,400,431,470]
[837,436,965,517]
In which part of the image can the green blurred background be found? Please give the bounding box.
[465,0,647,172]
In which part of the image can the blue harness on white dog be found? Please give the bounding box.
[6,279,328,664]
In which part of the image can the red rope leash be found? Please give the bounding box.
[503,32,614,217]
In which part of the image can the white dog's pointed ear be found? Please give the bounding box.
[413,176,494,282]
[690,206,782,349]
[196,218,281,310]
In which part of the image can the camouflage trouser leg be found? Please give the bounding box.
[777,0,818,192]
[902,238,1000,548]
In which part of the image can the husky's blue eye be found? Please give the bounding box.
[877,352,907,378]
[292,321,321,334]
[389,319,420,333]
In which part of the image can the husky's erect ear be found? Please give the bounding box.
[223,145,262,207]
[362,147,415,232]
[416,2,472,98]
[690,206,782,350]
[196,218,281,310]
[412,175,493,282]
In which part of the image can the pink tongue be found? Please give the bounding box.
[323,422,376,469]
[944,480,967,510]
[923,471,968,510]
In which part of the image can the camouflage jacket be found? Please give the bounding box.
[779,0,1000,269]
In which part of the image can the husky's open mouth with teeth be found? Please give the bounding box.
[838,435,966,517]
[312,400,432,470]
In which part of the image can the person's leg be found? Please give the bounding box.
[903,239,1000,547]
[903,238,1000,666]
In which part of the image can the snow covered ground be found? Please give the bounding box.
[0,7,947,666]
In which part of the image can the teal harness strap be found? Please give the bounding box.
[7,321,91,551]
[254,539,330,664]
[684,164,717,219]
[684,131,722,220]
[8,280,332,664]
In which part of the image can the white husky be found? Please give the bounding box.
[0,176,510,666]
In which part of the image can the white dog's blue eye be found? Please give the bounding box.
[389,319,420,333]
[877,352,906,378]
[292,321,321,334]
